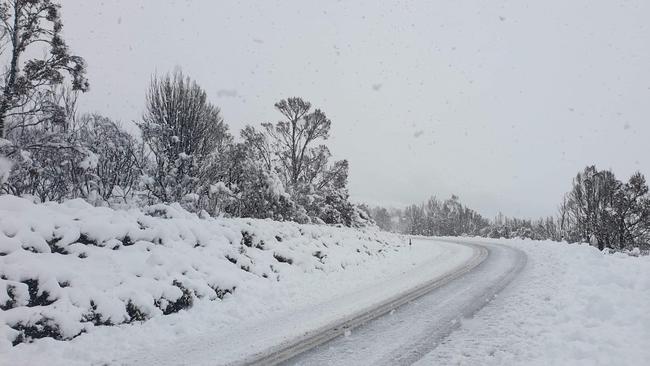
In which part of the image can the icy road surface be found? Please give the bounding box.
[286,239,526,366]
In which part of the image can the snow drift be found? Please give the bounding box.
[419,237,650,365]
[0,195,406,350]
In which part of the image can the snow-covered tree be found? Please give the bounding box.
[0,0,88,138]
[75,114,144,203]
[139,70,231,207]
[610,172,650,249]
[1,86,88,202]
[261,97,356,226]
[212,130,300,221]
[1,107,144,204]
[262,97,331,187]
[370,206,393,231]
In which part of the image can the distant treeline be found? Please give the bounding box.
[367,195,489,237]
[368,166,650,251]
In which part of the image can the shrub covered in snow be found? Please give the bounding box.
[0,195,404,349]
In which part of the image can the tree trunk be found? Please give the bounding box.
[0,4,22,139]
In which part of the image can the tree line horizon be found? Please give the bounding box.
[370,165,650,251]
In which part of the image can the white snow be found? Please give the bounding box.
[5,196,646,366]
[209,181,231,195]
[78,150,98,170]
[417,237,650,366]
[0,195,470,365]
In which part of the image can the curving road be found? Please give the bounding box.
[116,238,525,366]
[279,239,527,366]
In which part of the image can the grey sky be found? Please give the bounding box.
[60,0,650,218]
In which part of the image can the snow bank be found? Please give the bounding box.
[0,195,408,354]
[418,237,650,365]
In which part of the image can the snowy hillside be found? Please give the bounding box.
[0,195,413,355]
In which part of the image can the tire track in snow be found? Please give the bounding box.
[240,239,492,366]
[282,239,526,366]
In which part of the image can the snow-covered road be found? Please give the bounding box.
[4,198,648,366]
[7,229,644,366]
[108,238,524,366]
[110,238,480,366]
[285,239,526,365]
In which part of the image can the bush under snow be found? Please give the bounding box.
[0,195,406,350]
[0,157,11,186]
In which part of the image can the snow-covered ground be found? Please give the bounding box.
[0,196,473,365]
[4,196,648,366]
[418,237,650,366]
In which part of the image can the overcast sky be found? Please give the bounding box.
[60,0,650,218]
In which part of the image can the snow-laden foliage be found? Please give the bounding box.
[139,70,232,209]
[0,0,89,139]
[0,156,11,185]
[1,111,144,205]
[261,98,357,226]
[0,2,366,228]
[0,195,403,348]
[0,71,366,228]
[559,166,650,250]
